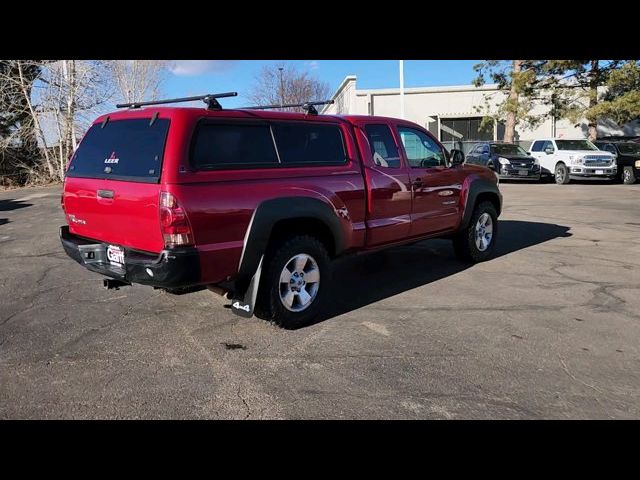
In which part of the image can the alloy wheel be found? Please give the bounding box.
[475,213,493,252]
[279,254,321,312]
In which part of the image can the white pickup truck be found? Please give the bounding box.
[528,138,617,184]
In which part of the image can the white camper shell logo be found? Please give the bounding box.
[104,152,119,164]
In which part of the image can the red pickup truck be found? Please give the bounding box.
[60,94,502,328]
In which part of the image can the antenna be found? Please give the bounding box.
[239,100,334,115]
[116,92,238,110]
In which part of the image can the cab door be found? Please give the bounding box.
[357,122,412,247]
[394,124,463,236]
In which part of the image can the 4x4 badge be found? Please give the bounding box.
[232,301,250,313]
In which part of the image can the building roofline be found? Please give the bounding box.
[321,75,357,113]
[325,75,501,103]
[355,83,501,96]
[330,75,357,99]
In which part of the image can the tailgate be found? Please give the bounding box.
[62,117,170,253]
[64,177,163,253]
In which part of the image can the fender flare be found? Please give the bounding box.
[459,178,502,230]
[236,196,345,286]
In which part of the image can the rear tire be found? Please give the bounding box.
[555,162,571,184]
[254,235,331,329]
[623,166,637,184]
[453,201,498,263]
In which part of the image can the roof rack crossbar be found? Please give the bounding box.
[239,100,334,115]
[116,92,238,110]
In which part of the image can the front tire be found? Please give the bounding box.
[623,166,637,185]
[453,201,498,263]
[254,235,331,329]
[555,162,571,184]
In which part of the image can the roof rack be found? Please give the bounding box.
[115,92,238,110]
[239,100,334,115]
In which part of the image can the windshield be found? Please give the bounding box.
[67,118,170,183]
[492,144,529,156]
[617,143,640,155]
[555,139,598,151]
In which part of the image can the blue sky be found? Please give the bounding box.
[162,60,480,108]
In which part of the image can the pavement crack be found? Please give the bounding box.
[237,385,252,420]
[558,354,604,395]
[0,304,36,327]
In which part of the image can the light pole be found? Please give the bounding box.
[278,67,284,109]
[399,60,405,119]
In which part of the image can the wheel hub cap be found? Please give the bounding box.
[475,213,493,252]
[279,254,320,312]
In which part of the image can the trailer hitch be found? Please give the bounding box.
[103,279,131,290]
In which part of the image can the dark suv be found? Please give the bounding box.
[465,142,540,181]
[594,140,640,184]
[60,93,502,329]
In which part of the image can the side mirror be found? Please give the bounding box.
[544,147,554,154]
[450,149,465,166]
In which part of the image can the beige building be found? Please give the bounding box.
[322,76,640,151]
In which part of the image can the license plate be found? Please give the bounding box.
[595,170,604,175]
[518,169,528,176]
[106,245,125,266]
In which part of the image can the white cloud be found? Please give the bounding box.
[306,60,320,71]
[168,60,236,76]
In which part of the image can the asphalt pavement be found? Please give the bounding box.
[1,180,639,418]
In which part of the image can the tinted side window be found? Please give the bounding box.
[530,141,543,152]
[364,124,401,168]
[273,122,347,165]
[541,140,554,152]
[191,123,278,169]
[398,126,446,168]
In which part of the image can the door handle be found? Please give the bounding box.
[411,178,423,189]
[97,189,114,199]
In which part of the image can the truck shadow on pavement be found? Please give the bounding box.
[313,220,572,327]
[0,199,33,212]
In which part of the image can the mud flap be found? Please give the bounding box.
[229,255,263,318]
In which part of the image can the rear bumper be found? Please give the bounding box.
[60,225,200,288]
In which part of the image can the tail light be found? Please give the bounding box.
[159,191,193,248]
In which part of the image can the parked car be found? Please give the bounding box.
[594,140,640,184]
[528,138,617,184]
[597,135,640,144]
[60,93,502,329]
[465,142,541,180]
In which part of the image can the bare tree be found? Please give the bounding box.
[0,60,42,186]
[0,60,56,179]
[247,63,331,112]
[0,60,113,184]
[108,60,168,104]
[39,60,113,180]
